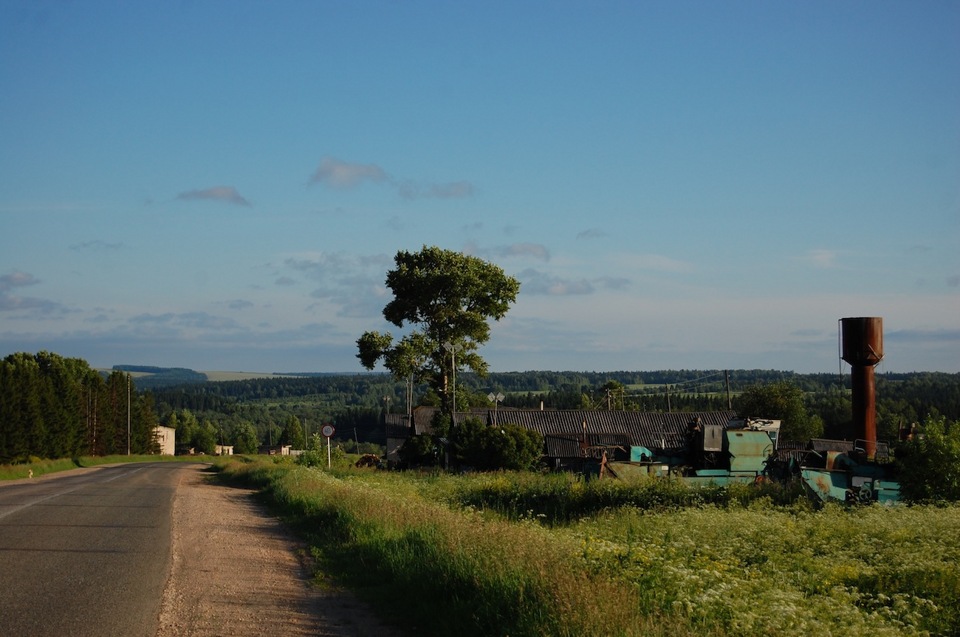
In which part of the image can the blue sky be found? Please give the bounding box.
[1,1,958,374]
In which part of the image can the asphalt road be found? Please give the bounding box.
[0,462,200,637]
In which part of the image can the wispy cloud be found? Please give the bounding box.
[310,157,387,188]
[396,180,474,200]
[0,294,65,313]
[70,240,124,252]
[466,242,551,262]
[517,268,631,296]
[226,299,254,310]
[519,269,595,295]
[496,243,551,261]
[887,327,960,344]
[129,312,240,330]
[309,156,474,200]
[577,228,606,240]
[517,268,629,296]
[0,270,66,314]
[800,248,839,269]
[176,186,251,206]
[283,251,392,317]
[0,271,40,291]
[613,253,695,273]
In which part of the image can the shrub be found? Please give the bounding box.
[897,415,960,503]
[397,433,441,467]
[451,418,544,471]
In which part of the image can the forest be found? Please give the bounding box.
[2,350,959,463]
[0,352,159,462]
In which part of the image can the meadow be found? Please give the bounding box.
[217,458,960,637]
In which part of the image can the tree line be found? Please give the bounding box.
[154,368,960,440]
[3,349,958,462]
[1,352,159,463]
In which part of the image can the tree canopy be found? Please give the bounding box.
[357,246,520,414]
[733,380,824,442]
[0,351,159,462]
[897,415,960,503]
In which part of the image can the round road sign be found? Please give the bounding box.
[321,424,335,438]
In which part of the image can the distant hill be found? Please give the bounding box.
[112,365,207,390]
[112,366,306,389]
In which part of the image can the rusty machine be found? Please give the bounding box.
[599,417,781,485]
[595,317,901,504]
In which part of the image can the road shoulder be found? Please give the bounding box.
[156,464,402,637]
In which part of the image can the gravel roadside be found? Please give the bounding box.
[156,464,402,637]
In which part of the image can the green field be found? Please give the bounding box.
[200,370,300,382]
[217,458,960,637]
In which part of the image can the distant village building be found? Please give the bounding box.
[153,425,176,456]
[215,444,234,456]
[260,444,293,456]
[384,406,737,469]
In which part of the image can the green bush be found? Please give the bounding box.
[897,415,960,503]
[397,433,441,467]
[451,418,544,471]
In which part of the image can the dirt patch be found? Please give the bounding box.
[156,464,403,637]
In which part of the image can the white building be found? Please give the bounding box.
[153,425,176,456]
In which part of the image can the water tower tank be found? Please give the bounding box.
[840,317,883,367]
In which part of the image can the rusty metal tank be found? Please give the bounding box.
[841,317,884,366]
[840,317,884,460]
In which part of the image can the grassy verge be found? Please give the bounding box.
[216,459,960,637]
[217,458,670,637]
[0,454,201,481]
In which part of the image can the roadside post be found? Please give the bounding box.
[321,424,335,468]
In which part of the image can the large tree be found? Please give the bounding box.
[357,246,520,414]
[734,380,824,442]
[280,414,305,449]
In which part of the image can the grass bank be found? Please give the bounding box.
[216,458,960,637]
[0,454,199,481]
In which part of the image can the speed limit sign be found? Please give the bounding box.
[321,424,335,438]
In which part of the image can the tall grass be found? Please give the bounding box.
[444,471,807,524]
[219,460,673,636]
[569,503,959,635]
[218,460,960,636]
[0,454,195,480]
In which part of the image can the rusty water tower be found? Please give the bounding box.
[840,317,883,460]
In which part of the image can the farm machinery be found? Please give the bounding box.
[593,317,902,504]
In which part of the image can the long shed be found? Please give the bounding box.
[384,407,736,468]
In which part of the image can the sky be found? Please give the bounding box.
[1,1,958,375]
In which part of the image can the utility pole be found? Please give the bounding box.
[443,341,463,426]
[725,370,732,410]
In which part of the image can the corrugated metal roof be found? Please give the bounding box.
[392,407,737,454]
